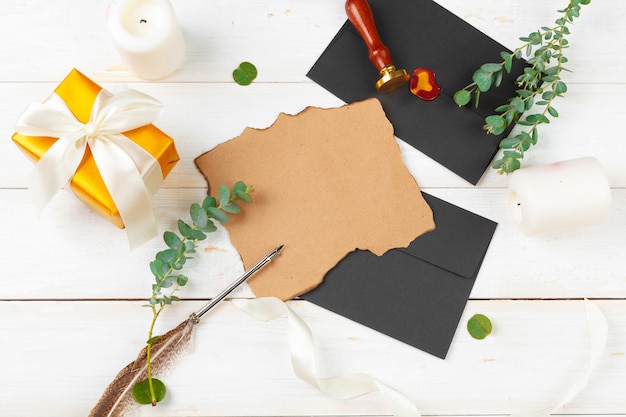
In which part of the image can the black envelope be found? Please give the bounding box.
[307,0,526,184]
[301,193,497,359]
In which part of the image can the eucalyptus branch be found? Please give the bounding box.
[132,181,254,406]
[453,0,590,174]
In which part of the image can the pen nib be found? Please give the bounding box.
[270,245,285,259]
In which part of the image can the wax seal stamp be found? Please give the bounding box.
[345,0,410,93]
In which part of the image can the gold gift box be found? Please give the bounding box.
[12,68,179,228]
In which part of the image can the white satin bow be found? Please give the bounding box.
[15,88,165,249]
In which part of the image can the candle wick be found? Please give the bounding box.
[140,19,147,24]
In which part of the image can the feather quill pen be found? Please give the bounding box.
[88,318,194,417]
[88,245,284,417]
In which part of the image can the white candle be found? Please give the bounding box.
[106,0,185,80]
[508,157,611,235]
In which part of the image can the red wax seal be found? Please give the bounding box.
[409,67,440,101]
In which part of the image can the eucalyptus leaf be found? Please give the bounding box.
[160,277,174,288]
[467,314,493,340]
[202,196,217,210]
[178,219,207,241]
[494,70,503,88]
[132,378,167,405]
[480,63,502,73]
[218,184,230,208]
[177,275,188,286]
[499,136,521,149]
[485,115,505,129]
[232,181,247,193]
[555,81,568,94]
[511,96,525,113]
[207,207,229,223]
[500,52,513,73]
[232,61,258,86]
[190,203,208,229]
[150,260,164,279]
[163,231,182,251]
[473,69,492,92]
[548,106,559,117]
[202,219,218,233]
[222,202,241,214]
[173,256,186,270]
[453,89,472,106]
[141,181,255,407]
[146,335,162,345]
[234,189,252,203]
[156,249,177,265]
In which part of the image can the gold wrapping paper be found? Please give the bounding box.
[11,68,179,228]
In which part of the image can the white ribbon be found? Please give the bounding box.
[15,88,165,249]
[233,297,421,417]
[511,298,608,417]
[234,298,608,417]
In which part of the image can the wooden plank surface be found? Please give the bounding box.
[0,0,624,416]
[1,300,625,416]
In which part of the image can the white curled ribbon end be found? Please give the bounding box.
[15,88,164,249]
[235,298,608,417]
[233,297,422,417]
[511,299,608,417]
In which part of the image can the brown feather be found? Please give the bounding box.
[88,317,196,417]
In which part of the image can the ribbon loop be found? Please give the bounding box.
[234,298,607,417]
[233,297,422,417]
[15,88,165,249]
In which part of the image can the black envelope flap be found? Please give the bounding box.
[301,192,497,358]
[307,0,527,184]
[399,193,497,279]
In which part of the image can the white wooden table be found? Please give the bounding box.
[1,1,625,416]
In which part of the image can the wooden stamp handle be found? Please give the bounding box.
[345,0,392,71]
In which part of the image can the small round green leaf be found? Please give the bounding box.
[485,115,506,129]
[132,378,167,405]
[233,61,258,86]
[467,314,492,340]
[453,90,472,106]
[177,274,189,286]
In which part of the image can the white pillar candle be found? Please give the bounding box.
[508,157,611,235]
[106,0,185,80]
